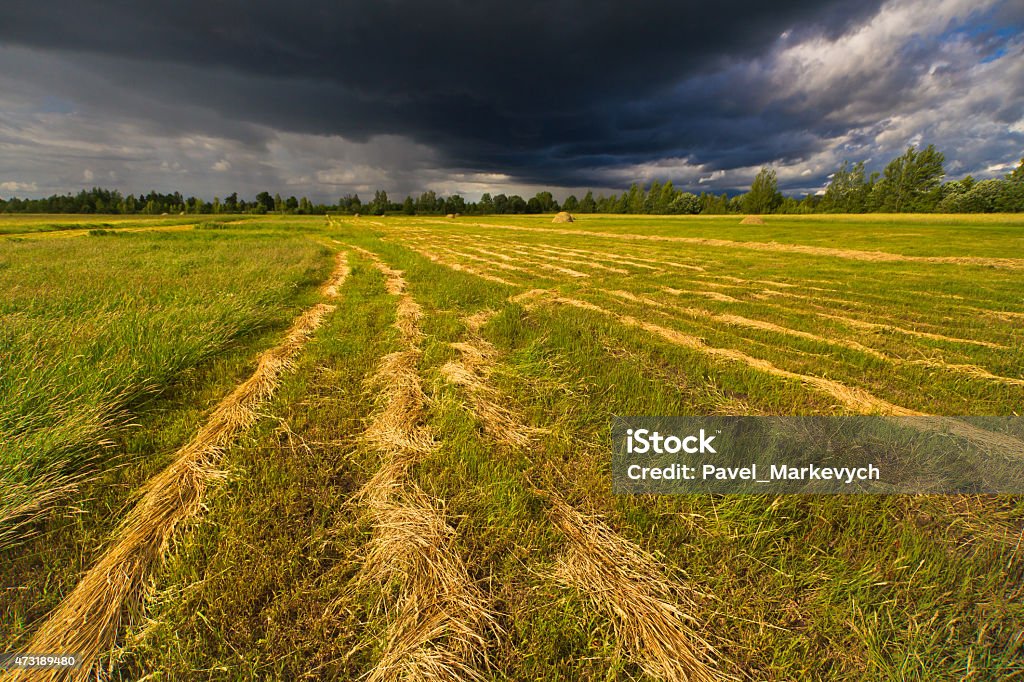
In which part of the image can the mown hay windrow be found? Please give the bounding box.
[507,246,628,274]
[520,289,1024,455]
[440,345,544,450]
[476,223,1024,270]
[359,485,497,682]
[11,301,336,682]
[739,215,765,225]
[362,350,435,456]
[465,246,589,278]
[816,311,1006,349]
[545,493,730,682]
[321,251,351,298]
[405,244,518,286]
[438,247,535,275]
[348,247,496,681]
[516,289,918,416]
[437,306,734,680]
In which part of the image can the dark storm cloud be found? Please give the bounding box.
[1,0,1022,196]
[0,1,887,182]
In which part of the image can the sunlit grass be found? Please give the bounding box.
[0,229,327,545]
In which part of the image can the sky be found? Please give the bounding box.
[1,0,1022,202]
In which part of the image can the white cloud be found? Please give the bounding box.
[0,180,37,192]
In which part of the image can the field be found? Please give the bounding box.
[1,213,1022,680]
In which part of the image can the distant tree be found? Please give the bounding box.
[1009,157,1024,183]
[562,194,579,211]
[668,192,700,214]
[446,194,466,214]
[532,191,558,213]
[643,181,660,213]
[477,193,492,213]
[416,190,438,214]
[698,192,727,214]
[940,178,1024,213]
[625,183,644,213]
[255,191,274,213]
[370,189,389,215]
[579,191,596,213]
[274,193,284,213]
[797,193,819,213]
[492,193,509,214]
[285,195,299,212]
[742,167,782,214]
[224,192,238,212]
[656,181,677,214]
[875,145,945,212]
[821,161,868,213]
[507,194,527,213]
[402,196,415,214]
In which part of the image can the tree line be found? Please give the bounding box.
[2,148,1022,216]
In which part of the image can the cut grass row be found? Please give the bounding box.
[399,237,1023,677]
[389,223,1022,415]
[3,214,1021,679]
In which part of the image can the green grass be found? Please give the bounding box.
[1,213,1022,680]
[0,227,328,546]
[0,214,225,235]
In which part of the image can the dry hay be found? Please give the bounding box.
[662,287,741,304]
[406,245,518,286]
[607,289,672,310]
[440,327,546,450]
[480,223,1024,270]
[509,246,629,274]
[357,484,497,682]
[446,213,456,219]
[659,289,1024,388]
[528,242,697,271]
[552,211,574,223]
[465,246,589,278]
[739,215,765,225]
[11,302,336,681]
[350,252,496,681]
[362,350,435,456]
[321,251,351,298]
[350,245,408,295]
[544,493,730,682]
[816,312,1006,349]
[522,289,1024,455]
[440,308,730,680]
[476,238,695,272]
[519,289,917,416]
[439,247,535,274]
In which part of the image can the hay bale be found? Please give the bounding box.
[552,211,574,223]
[446,213,456,219]
[353,213,360,218]
[740,215,765,225]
